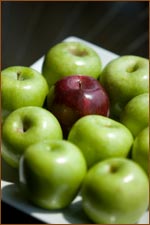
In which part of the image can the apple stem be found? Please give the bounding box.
[17,72,21,80]
[110,165,118,173]
[79,80,82,89]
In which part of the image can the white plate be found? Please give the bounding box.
[1,36,149,224]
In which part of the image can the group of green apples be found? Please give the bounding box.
[1,41,149,224]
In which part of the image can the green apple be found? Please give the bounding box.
[1,66,49,120]
[132,127,149,175]
[42,41,102,88]
[68,115,133,168]
[2,106,63,168]
[19,140,87,209]
[81,158,149,224]
[120,93,148,137]
[100,55,149,119]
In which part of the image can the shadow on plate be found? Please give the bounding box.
[62,197,92,224]
[2,158,19,183]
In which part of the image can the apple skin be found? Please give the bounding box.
[81,158,149,224]
[120,93,148,137]
[2,106,63,168]
[100,55,149,119]
[68,115,133,168]
[19,140,87,209]
[42,41,102,88]
[132,127,149,175]
[47,75,110,136]
[1,66,49,119]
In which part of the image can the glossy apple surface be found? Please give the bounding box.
[120,93,148,137]
[81,158,149,224]
[47,75,110,136]
[2,106,63,168]
[132,127,149,175]
[19,140,87,209]
[100,55,149,119]
[1,66,49,120]
[68,115,133,168]
[42,41,102,88]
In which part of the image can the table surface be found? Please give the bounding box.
[1,1,149,224]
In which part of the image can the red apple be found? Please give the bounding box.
[47,75,110,136]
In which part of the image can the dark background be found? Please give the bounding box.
[1,1,149,224]
[2,1,149,70]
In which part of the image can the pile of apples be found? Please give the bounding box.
[1,41,149,224]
